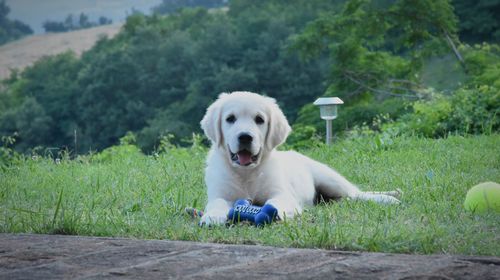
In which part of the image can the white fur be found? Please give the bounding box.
[200,91,400,226]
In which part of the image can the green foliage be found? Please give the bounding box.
[0,98,54,151]
[388,86,499,137]
[0,1,334,153]
[0,52,80,151]
[91,132,143,163]
[292,0,458,100]
[0,0,498,154]
[402,91,453,137]
[0,0,33,45]
[448,86,499,134]
[0,134,20,168]
[294,13,499,140]
[284,125,323,150]
[157,133,177,152]
[91,145,143,163]
[389,42,500,137]
[461,43,500,87]
[452,0,500,43]
[42,13,112,33]
[153,0,227,14]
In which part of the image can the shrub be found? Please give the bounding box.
[404,91,453,137]
[91,132,143,163]
[285,124,322,150]
[460,43,500,87]
[389,86,499,137]
[449,86,499,134]
[0,134,20,168]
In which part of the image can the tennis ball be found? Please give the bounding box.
[464,182,500,213]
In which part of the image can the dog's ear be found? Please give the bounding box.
[201,93,228,147]
[266,97,291,150]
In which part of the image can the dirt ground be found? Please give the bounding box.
[0,24,122,80]
[0,233,499,279]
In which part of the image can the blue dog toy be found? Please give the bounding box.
[227,199,278,226]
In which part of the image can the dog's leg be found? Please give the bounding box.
[306,158,400,204]
[266,194,302,220]
[200,198,231,226]
[364,189,402,199]
[353,192,401,204]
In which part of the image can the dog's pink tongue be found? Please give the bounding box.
[237,151,252,165]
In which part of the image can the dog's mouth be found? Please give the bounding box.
[230,149,260,166]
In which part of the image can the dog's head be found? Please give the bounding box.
[201,91,291,168]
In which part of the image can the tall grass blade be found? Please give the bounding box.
[52,187,64,228]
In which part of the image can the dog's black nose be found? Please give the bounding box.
[238,133,253,144]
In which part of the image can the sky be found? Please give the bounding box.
[6,0,163,34]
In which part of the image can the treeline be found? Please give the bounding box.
[153,0,228,14]
[43,13,113,33]
[0,0,32,45]
[1,0,335,153]
[0,0,498,155]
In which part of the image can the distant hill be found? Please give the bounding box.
[0,23,122,80]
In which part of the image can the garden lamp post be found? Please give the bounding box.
[313,97,344,145]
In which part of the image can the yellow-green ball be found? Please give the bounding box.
[464,182,500,213]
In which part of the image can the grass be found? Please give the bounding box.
[1,134,499,256]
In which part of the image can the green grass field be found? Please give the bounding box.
[1,134,499,256]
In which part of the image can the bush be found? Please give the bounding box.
[389,86,499,137]
[449,86,499,134]
[0,134,20,168]
[460,43,500,86]
[403,91,453,137]
[284,124,322,150]
[91,132,143,163]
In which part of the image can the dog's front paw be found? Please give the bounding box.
[199,213,227,227]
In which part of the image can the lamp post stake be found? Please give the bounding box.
[326,119,332,145]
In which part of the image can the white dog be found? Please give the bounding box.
[200,91,400,226]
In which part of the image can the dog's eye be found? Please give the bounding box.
[255,116,264,125]
[226,115,236,123]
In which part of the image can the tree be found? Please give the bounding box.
[0,0,33,45]
[43,13,111,33]
[42,21,67,32]
[3,52,81,151]
[452,0,500,43]
[152,0,227,14]
[0,98,54,151]
[293,0,459,100]
[98,16,112,25]
[78,13,91,28]
[64,14,75,29]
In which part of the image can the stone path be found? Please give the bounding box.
[0,234,499,279]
